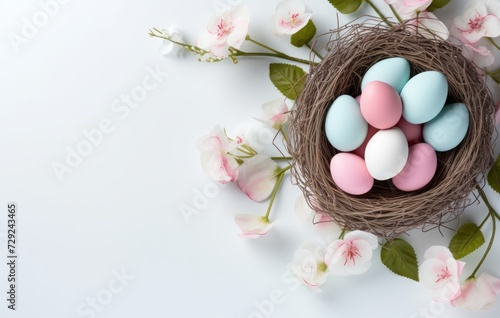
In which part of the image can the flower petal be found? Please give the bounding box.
[234,214,275,238]
[344,230,378,249]
[237,156,279,202]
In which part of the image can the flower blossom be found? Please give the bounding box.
[159,25,185,57]
[294,195,342,241]
[451,272,500,310]
[289,242,328,287]
[452,0,500,43]
[462,42,495,67]
[257,98,289,130]
[385,0,448,40]
[270,0,312,35]
[237,155,280,202]
[324,230,378,276]
[197,5,250,58]
[197,125,240,184]
[234,214,277,238]
[385,0,432,16]
[408,11,450,40]
[419,246,465,303]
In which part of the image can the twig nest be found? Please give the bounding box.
[288,21,496,238]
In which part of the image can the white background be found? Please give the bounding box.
[1,0,500,317]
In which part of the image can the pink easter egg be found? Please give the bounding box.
[355,95,361,103]
[392,143,437,191]
[396,117,423,145]
[352,124,378,158]
[360,81,402,129]
[330,153,374,195]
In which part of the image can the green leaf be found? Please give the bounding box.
[381,238,419,281]
[427,0,452,12]
[269,63,306,100]
[487,153,500,194]
[291,20,317,48]
[327,0,363,14]
[449,223,485,259]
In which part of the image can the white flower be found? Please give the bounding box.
[197,5,250,58]
[234,214,277,238]
[462,42,495,67]
[237,155,279,202]
[270,0,312,35]
[294,195,342,242]
[453,0,500,43]
[324,230,378,276]
[385,0,432,16]
[197,125,239,184]
[409,11,449,40]
[289,242,328,287]
[451,272,500,310]
[419,246,465,303]
[159,25,185,57]
[257,98,289,130]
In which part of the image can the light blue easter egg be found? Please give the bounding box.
[401,71,448,124]
[361,57,410,94]
[423,103,469,152]
[325,95,368,152]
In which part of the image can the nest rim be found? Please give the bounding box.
[288,21,496,238]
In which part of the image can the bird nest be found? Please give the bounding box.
[288,20,496,238]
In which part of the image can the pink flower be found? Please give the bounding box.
[197,5,250,58]
[385,0,432,16]
[294,195,342,241]
[419,246,466,303]
[258,98,289,130]
[324,230,378,276]
[234,214,277,238]
[237,155,279,202]
[409,11,449,40]
[197,125,239,184]
[462,42,495,67]
[452,272,500,310]
[270,0,312,35]
[289,242,328,287]
[453,1,500,43]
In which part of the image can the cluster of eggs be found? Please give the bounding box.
[324,57,470,195]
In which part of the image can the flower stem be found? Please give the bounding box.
[469,211,496,279]
[243,35,314,65]
[246,35,283,55]
[388,4,403,23]
[477,185,500,222]
[365,0,393,27]
[488,37,500,52]
[264,166,290,219]
[305,43,324,60]
[232,49,313,65]
[271,156,293,161]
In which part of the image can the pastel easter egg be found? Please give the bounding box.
[352,124,378,158]
[396,117,423,145]
[423,102,469,151]
[360,81,402,129]
[330,153,374,195]
[325,95,368,152]
[401,71,448,124]
[361,57,411,94]
[365,127,409,180]
[392,143,437,191]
